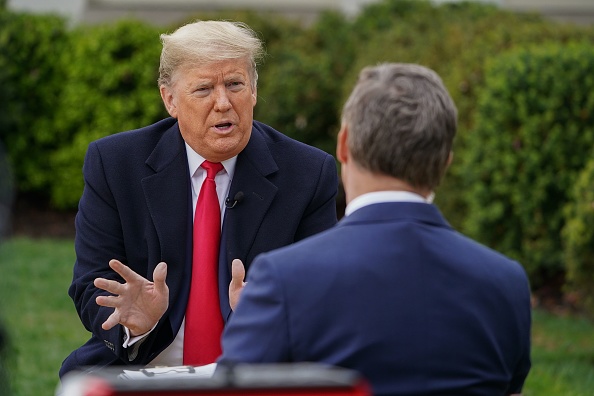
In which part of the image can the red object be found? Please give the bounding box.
[104,382,370,396]
[183,160,224,365]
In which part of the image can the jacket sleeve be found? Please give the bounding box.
[219,254,292,363]
[68,141,133,363]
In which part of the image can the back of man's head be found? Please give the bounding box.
[342,63,457,191]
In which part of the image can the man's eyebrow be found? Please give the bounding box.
[225,74,247,81]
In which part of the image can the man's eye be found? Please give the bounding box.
[194,87,210,96]
[228,81,244,90]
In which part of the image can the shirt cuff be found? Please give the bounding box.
[122,323,158,348]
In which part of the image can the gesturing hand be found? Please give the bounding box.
[94,259,169,336]
[229,258,246,311]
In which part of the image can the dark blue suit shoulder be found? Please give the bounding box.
[93,118,177,150]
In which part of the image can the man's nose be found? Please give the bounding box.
[213,87,232,112]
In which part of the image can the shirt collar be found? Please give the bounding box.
[345,191,434,217]
[185,142,237,179]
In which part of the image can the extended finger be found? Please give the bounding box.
[231,259,246,288]
[96,294,120,308]
[94,277,125,295]
[153,262,169,296]
[101,311,121,331]
[109,259,143,284]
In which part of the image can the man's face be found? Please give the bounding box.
[160,58,257,162]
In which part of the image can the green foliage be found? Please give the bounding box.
[48,19,167,208]
[0,11,68,194]
[345,0,594,230]
[255,10,357,154]
[461,42,594,286]
[563,157,594,315]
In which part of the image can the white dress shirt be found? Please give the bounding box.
[123,142,236,367]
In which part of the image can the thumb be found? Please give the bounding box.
[153,262,168,293]
[231,259,246,287]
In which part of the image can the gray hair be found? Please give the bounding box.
[342,63,457,191]
[158,20,265,88]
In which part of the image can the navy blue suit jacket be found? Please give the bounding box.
[60,118,338,377]
[219,202,531,396]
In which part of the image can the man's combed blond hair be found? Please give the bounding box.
[158,20,265,88]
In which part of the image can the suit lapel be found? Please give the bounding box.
[141,122,191,329]
[219,124,279,321]
[222,125,278,269]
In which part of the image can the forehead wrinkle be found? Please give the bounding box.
[188,66,248,81]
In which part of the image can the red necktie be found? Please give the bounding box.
[183,160,224,365]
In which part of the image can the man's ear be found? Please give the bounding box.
[160,85,177,118]
[251,86,257,107]
[336,125,349,165]
[446,151,454,168]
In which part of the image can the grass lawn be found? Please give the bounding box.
[0,237,593,395]
[0,238,89,396]
[525,309,594,395]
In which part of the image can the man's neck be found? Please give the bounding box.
[344,166,432,206]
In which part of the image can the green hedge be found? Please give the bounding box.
[345,0,594,230]
[48,20,167,208]
[461,42,594,287]
[0,11,68,195]
[563,157,594,314]
[255,11,357,155]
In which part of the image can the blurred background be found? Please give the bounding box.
[1,0,594,395]
[7,0,594,26]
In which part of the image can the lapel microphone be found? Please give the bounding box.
[225,191,244,209]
